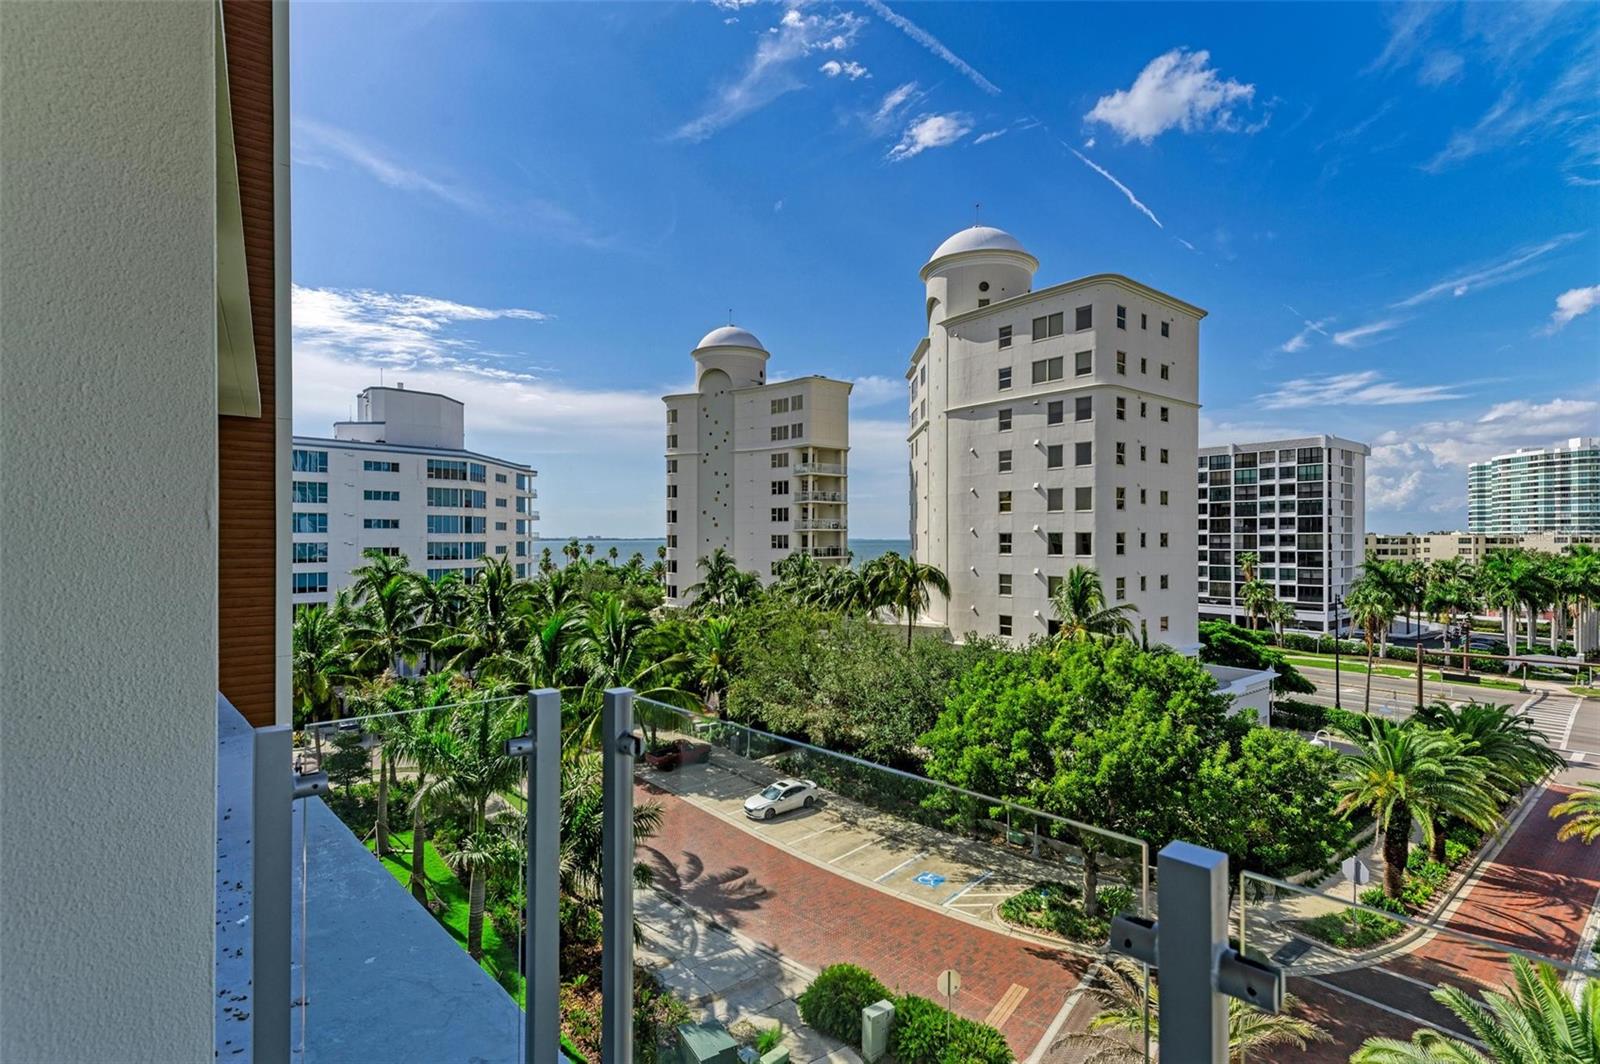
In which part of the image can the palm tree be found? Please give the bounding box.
[688,547,758,612]
[1240,578,1276,633]
[1351,955,1597,1063]
[1478,550,1523,656]
[1551,783,1600,844]
[350,549,413,604]
[1061,956,1330,1062]
[414,691,524,959]
[1265,598,1295,643]
[1345,578,1397,712]
[385,677,458,902]
[862,551,951,648]
[1363,558,1409,653]
[407,570,465,672]
[1564,544,1600,658]
[436,556,530,681]
[292,605,348,726]
[1426,559,1479,673]
[519,608,581,692]
[687,614,737,713]
[1508,550,1555,656]
[1334,716,1500,899]
[1050,565,1137,642]
[345,576,428,678]
[569,594,687,748]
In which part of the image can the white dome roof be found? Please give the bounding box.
[695,325,766,352]
[927,225,1030,264]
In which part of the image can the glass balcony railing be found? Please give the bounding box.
[795,461,846,475]
[794,519,846,531]
[795,490,844,503]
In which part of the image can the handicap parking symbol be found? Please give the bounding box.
[913,871,946,888]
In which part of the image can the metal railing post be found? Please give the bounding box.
[1157,841,1229,1061]
[509,690,562,1064]
[602,688,639,1064]
[253,725,328,1064]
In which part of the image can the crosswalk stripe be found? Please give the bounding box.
[985,983,1029,1028]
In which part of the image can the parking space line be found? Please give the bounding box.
[875,852,926,882]
[943,870,994,906]
[790,822,844,844]
[828,839,878,865]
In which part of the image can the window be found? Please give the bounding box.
[771,534,789,549]
[998,367,1012,390]
[1074,305,1092,331]
[771,480,790,495]
[1116,442,1126,465]
[997,572,1012,595]
[1141,313,1148,330]
[292,481,327,504]
[770,397,790,415]
[292,513,327,534]
[1075,441,1092,465]
[666,408,678,423]
[997,449,1013,473]
[978,298,990,308]
[363,489,399,502]
[770,425,790,442]
[495,473,507,483]
[1047,532,1064,556]
[1115,576,1126,600]
[1074,350,1092,376]
[1116,351,1127,375]
[793,395,803,411]
[998,615,1013,637]
[1075,486,1093,511]
[1046,487,1064,511]
[1047,400,1064,425]
[765,453,787,470]
[998,325,1013,349]
[1160,364,1170,381]
[495,497,508,507]
[792,422,804,438]
[469,463,487,483]
[363,459,399,472]
[770,507,789,522]
[1076,531,1093,555]
[998,407,1013,431]
[1159,574,1170,590]
[1160,490,1170,505]
[1046,444,1064,469]
[667,434,678,448]
[666,509,678,524]
[1161,321,1170,337]
[1140,357,1148,374]
[1031,312,1064,340]
[667,584,678,598]
[495,521,507,531]
[293,542,327,564]
[363,517,399,530]
[495,545,508,555]
[998,532,1013,555]
[1116,487,1126,510]
[1160,448,1169,464]
[1140,488,1148,504]
[998,490,1013,514]
[1115,532,1126,555]
[1115,396,1126,421]
[293,572,328,595]
[1032,357,1064,384]
[291,449,328,473]
[665,484,677,499]
[1075,396,1093,421]
[427,459,469,481]
[1160,532,1169,548]
[1116,305,1127,329]
[1160,616,1170,632]
[1160,405,1169,422]
[1140,445,1148,462]
[1140,575,1148,591]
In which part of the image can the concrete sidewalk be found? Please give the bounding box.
[636,889,862,1064]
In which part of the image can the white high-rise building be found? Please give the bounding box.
[664,326,852,604]
[907,225,1203,650]
[290,385,538,604]
[1197,436,1368,633]
[1468,437,1600,534]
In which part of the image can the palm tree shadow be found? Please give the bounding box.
[642,844,770,931]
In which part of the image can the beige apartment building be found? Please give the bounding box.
[907,225,1202,650]
[664,326,852,604]
[1366,530,1600,562]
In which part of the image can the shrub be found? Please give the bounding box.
[1443,838,1470,866]
[1359,887,1406,915]
[890,994,1013,1064]
[998,881,1130,944]
[797,964,890,1046]
[1269,698,1325,731]
[1301,907,1405,948]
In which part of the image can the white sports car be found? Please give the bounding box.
[743,778,818,820]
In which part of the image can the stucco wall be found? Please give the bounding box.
[1,2,218,1058]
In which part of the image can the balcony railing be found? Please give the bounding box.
[795,462,846,475]
[796,519,847,531]
[806,546,848,558]
[796,490,844,503]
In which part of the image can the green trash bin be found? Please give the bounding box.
[676,1021,740,1064]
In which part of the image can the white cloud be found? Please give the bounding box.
[887,112,973,162]
[1417,50,1465,86]
[846,375,903,407]
[844,416,912,537]
[870,81,921,131]
[674,6,866,142]
[1085,48,1256,144]
[295,118,481,211]
[1546,284,1600,332]
[1069,148,1162,228]
[1331,319,1402,347]
[1257,370,1463,409]
[860,0,1000,95]
[1176,237,1197,252]
[1278,318,1330,353]
[1083,136,1096,149]
[973,129,1007,145]
[1392,232,1582,307]
[773,199,784,213]
[710,0,757,8]
[293,285,550,368]
[1366,3,1445,74]
[820,59,869,80]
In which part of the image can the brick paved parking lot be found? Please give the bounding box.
[639,778,1097,1060]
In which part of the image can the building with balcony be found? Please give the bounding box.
[290,385,539,602]
[1367,530,1600,562]
[1468,436,1600,534]
[907,225,1203,650]
[663,326,852,603]
[1198,435,1368,634]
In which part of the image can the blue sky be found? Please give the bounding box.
[290,1,1599,537]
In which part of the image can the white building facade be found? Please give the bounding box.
[1468,437,1600,534]
[1197,436,1368,634]
[1367,530,1599,562]
[290,386,538,605]
[907,226,1203,650]
[664,327,852,604]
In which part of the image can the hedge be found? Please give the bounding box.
[797,964,890,1046]
[889,994,1013,1064]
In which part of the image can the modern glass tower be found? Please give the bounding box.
[1467,437,1600,534]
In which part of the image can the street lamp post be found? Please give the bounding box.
[1332,596,1344,710]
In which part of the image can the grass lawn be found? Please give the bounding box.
[1572,686,1600,698]
[367,829,525,1006]
[1281,653,1524,692]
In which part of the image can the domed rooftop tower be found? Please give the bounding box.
[920,225,1038,327]
[692,324,768,391]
